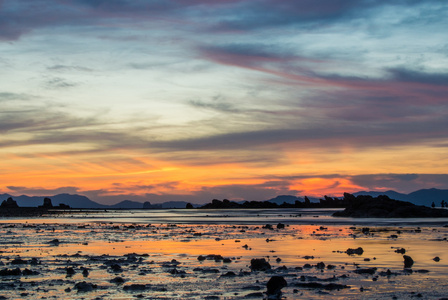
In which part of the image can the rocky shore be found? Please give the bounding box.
[0,220,447,299]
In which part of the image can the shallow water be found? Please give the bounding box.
[0,209,447,299]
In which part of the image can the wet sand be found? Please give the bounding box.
[0,211,447,299]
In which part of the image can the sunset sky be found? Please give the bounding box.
[1,0,448,204]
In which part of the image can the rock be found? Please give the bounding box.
[21,268,40,276]
[263,224,273,230]
[316,262,325,269]
[47,239,60,246]
[0,268,21,276]
[0,197,19,208]
[66,267,76,275]
[82,268,89,277]
[346,247,364,255]
[220,271,236,277]
[354,267,377,275]
[74,281,97,292]
[266,276,287,296]
[57,203,70,209]
[110,276,126,284]
[123,284,148,291]
[395,248,406,254]
[433,256,440,262]
[197,254,223,261]
[41,197,53,208]
[169,268,186,275]
[110,264,123,272]
[277,223,285,229]
[250,258,271,271]
[11,258,27,265]
[403,255,414,268]
[361,227,370,234]
[200,268,220,274]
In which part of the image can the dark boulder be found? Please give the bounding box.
[82,268,89,277]
[74,281,97,292]
[110,276,126,284]
[250,258,271,271]
[47,239,60,246]
[220,271,236,277]
[346,247,364,255]
[1,197,19,208]
[22,268,39,276]
[123,284,148,291]
[66,267,76,276]
[403,255,414,268]
[41,198,53,208]
[354,267,377,275]
[316,262,325,269]
[0,268,21,276]
[11,258,27,265]
[266,276,287,296]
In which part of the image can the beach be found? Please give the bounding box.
[1,209,447,299]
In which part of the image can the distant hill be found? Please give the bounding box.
[109,200,144,209]
[267,195,303,205]
[266,195,319,205]
[159,201,199,208]
[0,193,199,209]
[0,193,107,209]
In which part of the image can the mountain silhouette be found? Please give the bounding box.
[1,188,447,209]
[0,193,106,208]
